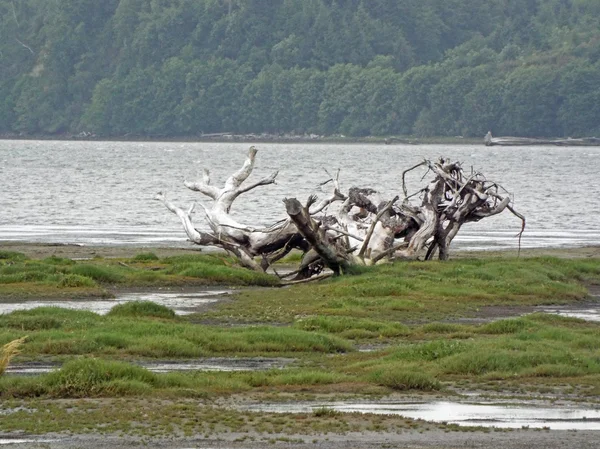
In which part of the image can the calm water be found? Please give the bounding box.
[1,140,599,250]
[240,400,600,430]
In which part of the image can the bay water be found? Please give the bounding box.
[1,139,599,251]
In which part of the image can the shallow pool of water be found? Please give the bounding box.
[540,306,600,322]
[0,290,230,316]
[239,400,600,430]
[5,358,293,376]
[0,439,57,446]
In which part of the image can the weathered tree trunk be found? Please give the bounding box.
[158,148,525,279]
[284,197,351,275]
[156,146,307,272]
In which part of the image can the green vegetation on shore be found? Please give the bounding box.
[0,251,277,299]
[1,249,600,437]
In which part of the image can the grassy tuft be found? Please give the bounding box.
[107,301,176,319]
[165,255,278,286]
[57,274,97,288]
[0,251,28,261]
[132,252,160,261]
[69,265,125,283]
[313,407,341,417]
[43,256,75,266]
[476,318,533,334]
[371,369,441,391]
[46,358,158,397]
[0,337,27,376]
[294,316,409,339]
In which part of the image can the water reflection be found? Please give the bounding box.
[5,358,293,376]
[240,400,600,430]
[0,290,230,316]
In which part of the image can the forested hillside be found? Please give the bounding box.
[1,0,599,138]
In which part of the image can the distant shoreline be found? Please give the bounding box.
[0,133,483,145]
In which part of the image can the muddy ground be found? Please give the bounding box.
[2,428,599,449]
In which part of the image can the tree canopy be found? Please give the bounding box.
[1,0,599,137]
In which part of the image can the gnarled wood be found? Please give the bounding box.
[158,148,524,279]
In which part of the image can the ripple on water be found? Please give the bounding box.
[2,141,600,250]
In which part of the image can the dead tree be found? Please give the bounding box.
[157,148,525,280]
[155,146,307,272]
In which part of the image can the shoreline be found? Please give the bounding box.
[2,241,599,260]
[0,134,484,145]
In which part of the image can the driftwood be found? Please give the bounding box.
[158,147,525,280]
[484,131,600,147]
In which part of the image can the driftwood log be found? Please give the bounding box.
[157,147,525,281]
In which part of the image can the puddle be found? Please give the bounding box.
[0,407,34,415]
[539,306,600,322]
[0,290,230,316]
[239,400,600,430]
[0,439,57,446]
[5,358,293,376]
[537,294,600,322]
[145,357,293,373]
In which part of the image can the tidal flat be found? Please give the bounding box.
[1,244,600,448]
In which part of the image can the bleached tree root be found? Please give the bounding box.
[158,149,525,279]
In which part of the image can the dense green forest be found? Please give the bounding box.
[1,0,599,138]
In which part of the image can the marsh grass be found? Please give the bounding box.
[107,301,176,319]
[0,252,279,299]
[0,357,350,398]
[206,257,600,325]
[293,316,409,339]
[1,253,600,403]
[0,337,27,376]
[132,252,160,261]
[371,369,441,391]
[338,314,600,387]
[0,251,27,261]
[0,306,352,360]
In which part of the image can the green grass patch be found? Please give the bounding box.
[132,252,160,261]
[68,265,125,283]
[164,255,278,286]
[45,358,159,397]
[206,257,599,325]
[107,301,176,319]
[0,251,28,261]
[370,368,441,391]
[0,305,352,360]
[293,316,409,340]
[0,253,282,299]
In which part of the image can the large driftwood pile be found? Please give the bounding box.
[157,147,525,281]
